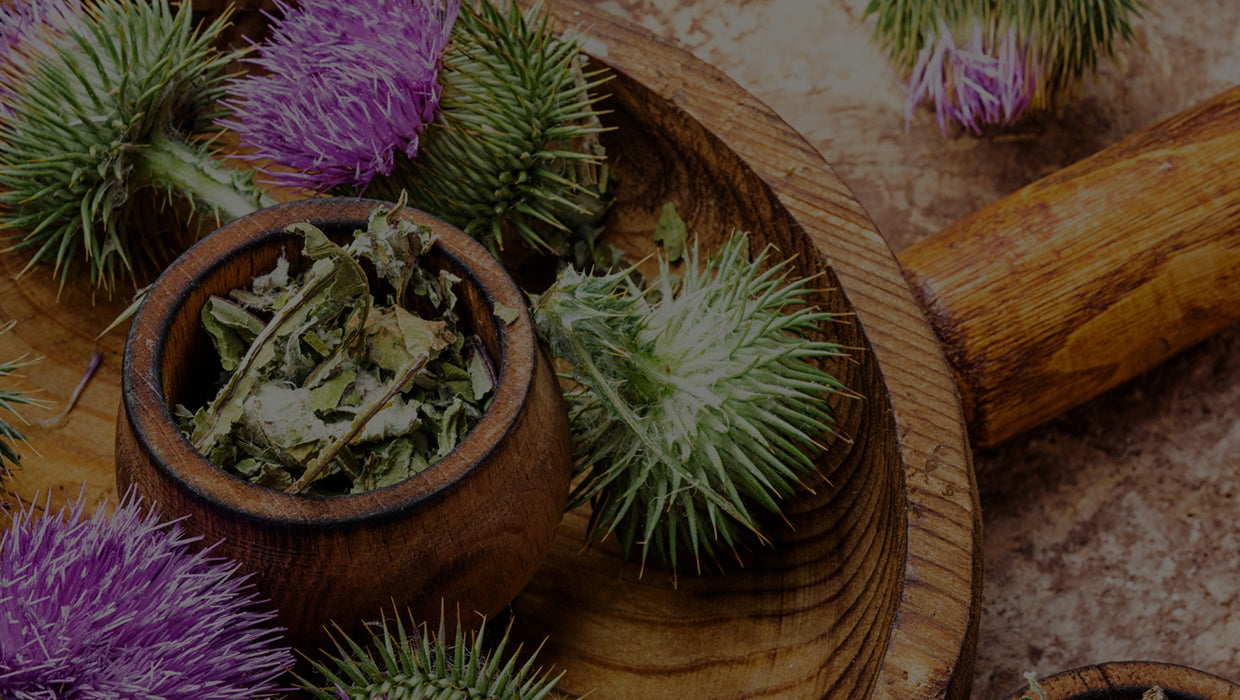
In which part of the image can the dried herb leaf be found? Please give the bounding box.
[493,302,519,324]
[201,297,264,372]
[653,201,687,262]
[364,306,453,374]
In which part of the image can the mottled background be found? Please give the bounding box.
[579,0,1240,697]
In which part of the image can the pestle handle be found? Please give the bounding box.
[898,84,1240,448]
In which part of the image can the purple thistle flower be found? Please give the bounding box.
[905,18,1035,135]
[0,0,83,111]
[220,0,460,194]
[0,490,293,699]
[0,0,82,62]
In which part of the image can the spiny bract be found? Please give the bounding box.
[301,614,562,700]
[532,231,849,572]
[0,0,268,290]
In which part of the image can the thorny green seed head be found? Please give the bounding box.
[0,0,259,291]
[300,613,563,700]
[362,0,613,262]
[532,230,850,573]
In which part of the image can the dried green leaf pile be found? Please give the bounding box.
[178,201,497,497]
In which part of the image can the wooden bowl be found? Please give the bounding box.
[6,0,1239,696]
[114,198,573,652]
[1002,662,1240,699]
[0,0,983,697]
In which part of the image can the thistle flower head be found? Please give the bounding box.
[0,0,80,50]
[532,229,849,572]
[220,0,460,193]
[0,490,293,698]
[865,0,1145,133]
[905,19,1034,134]
[300,613,562,700]
[0,0,265,290]
[0,0,82,109]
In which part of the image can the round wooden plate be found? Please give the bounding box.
[0,2,980,698]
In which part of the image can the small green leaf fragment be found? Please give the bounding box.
[355,397,424,444]
[364,306,454,374]
[433,399,469,459]
[493,301,520,324]
[653,201,687,261]
[232,255,292,312]
[254,462,295,491]
[201,296,264,372]
[356,436,429,493]
[308,367,357,413]
[245,383,330,452]
[466,346,495,402]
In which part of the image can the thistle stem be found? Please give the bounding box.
[138,134,277,221]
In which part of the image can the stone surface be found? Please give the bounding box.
[580,1,1240,697]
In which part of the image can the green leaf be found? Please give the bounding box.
[201,296,265,372]
[653,202,688,262]
[363,306,454,374]
[466,342,497,402]
[493,301,520,324]
[308,368,357,413]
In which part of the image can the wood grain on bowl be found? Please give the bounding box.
[1001,661,1240,700]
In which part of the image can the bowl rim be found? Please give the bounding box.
[1006,661,1240,699]
[120,197,538,526]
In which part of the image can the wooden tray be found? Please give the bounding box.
[0,2,979,699]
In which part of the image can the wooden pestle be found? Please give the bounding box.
[899,85,1240,448]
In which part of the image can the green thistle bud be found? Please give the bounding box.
[0,0,272,291]
[532,230,850,572]
[364,0,613,261]
[300,613,563,700]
